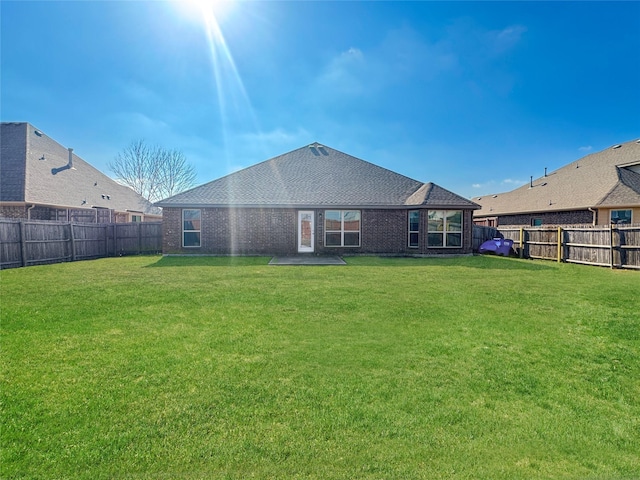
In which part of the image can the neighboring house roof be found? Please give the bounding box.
[473,138,640,217]
[156,143,479,210]
[1,122,161,216]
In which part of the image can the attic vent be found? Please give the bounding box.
[492,195,498,198]
[541,182,547,186]
[612,144,622,149]
[34,130,43,137]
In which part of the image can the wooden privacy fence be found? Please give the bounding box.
[0,220,162,269]
[474,224,640,269]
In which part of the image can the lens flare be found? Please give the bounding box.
[174,0,261,253]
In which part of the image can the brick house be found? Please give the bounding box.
[0,122,162,223]
[156,143,479,256]
[473,138,640,227]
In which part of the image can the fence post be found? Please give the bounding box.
[519,227,524,258]
[137,223,142,255]
[557,226,563,263]
[19,221,27,267]
[609,224,615,269]
[69,222,77,262]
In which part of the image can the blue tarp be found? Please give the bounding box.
[479,238,514,257]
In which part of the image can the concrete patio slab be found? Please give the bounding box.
[269,256,346,265]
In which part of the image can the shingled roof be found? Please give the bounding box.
[156,143,478,210]
[1,122,161,216]
[473,138,640,217]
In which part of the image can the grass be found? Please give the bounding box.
[1,255,639,479]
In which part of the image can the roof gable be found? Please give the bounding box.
[0,123,28,202]
[406,182,479,209]
[597,167,640,207]
[157,143,476,209]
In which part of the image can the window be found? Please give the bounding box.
[131,215,142,223]
[610,209,632,225]
[325,210,360,247]
[183,209,201,247]
[531,218,543,227]
[408,210,420,247]
[427,210,462,248]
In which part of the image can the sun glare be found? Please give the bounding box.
[175,0,235,23]
[172,0,260,219]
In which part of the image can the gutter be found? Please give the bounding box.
[154,203,480,210]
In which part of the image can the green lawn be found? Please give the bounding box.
[1,255,639,479]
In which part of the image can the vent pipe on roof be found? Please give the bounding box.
[529,176,533,188]
[544,167,547,177]
[68,148,74,168]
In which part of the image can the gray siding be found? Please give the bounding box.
[0,123,27,201]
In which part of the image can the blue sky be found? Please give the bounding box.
[2,1,639,199]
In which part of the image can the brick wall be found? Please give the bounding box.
[498,209,593,227]
[0,205,28,219]
[163,207,475,255]
[163,207,297,255]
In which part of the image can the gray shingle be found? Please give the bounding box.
[473,139,640,216]
[157,143,479,209]
[1,122,161,216]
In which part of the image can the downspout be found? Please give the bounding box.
[588,207,597,226]
[27,204,35,220]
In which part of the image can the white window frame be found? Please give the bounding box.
[182,209,201,248]
[324,210,361,247]
[427,210,463,248]
[408,210,420,248]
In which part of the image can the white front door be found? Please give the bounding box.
[298,211,315,253]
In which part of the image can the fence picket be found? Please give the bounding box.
[473,223,640,270]
[0,220,162,269]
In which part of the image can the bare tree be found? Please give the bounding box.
[110,140,197,203]
[155,148,197,201]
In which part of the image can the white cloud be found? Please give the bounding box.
[117,80,161,105]
[317,47,367,95]
[313,20,526,101]
[502,178,527,186]
[238,127,310,146]
[578,145,593,152]
[488,25,527,55]
[470,177,527,194]
[111,112,170,135]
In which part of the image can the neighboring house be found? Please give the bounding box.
[156,143,479,256]
[473,138,640,227]
[1,122,162,223]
